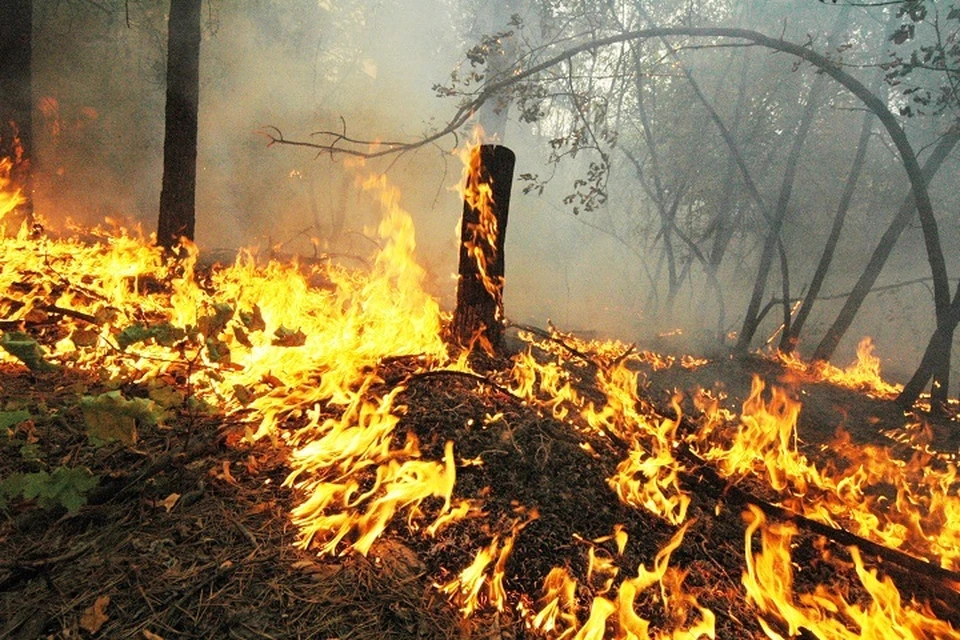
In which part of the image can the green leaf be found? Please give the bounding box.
[0,331,58,372]
[0,473,26,509]
[197,303,233,338]
[0,409,31,431]
[7,467,99,512]
[116,323,186,350]
[80,391,164,445]
[19,442,40,461]
[44,467,99,512]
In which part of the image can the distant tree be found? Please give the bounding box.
[0,0,33,225]
[157,0,202,250]
[881,0,960,410]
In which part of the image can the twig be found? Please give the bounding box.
[398,369,514,398]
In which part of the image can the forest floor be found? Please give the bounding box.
[2,327,960,639]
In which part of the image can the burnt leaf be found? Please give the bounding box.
[197,302,233,338]
[0,331,58,372]
[116,323,186,350]
[273,326,307,347]
[240,305,266,332]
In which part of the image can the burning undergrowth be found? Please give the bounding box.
[2,164,960,638]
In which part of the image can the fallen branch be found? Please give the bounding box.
[674,443,960,600]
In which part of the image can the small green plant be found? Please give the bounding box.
[0,466,99,512]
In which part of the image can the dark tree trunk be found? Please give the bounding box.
[452,145,515,352]
[735,71,828,355]
[157,0,202,250]
[897,271,960,411]
[781,79,876,353]
[812,123,960,363]
[0,0,33,226]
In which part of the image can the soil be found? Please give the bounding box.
[2,326,960,639]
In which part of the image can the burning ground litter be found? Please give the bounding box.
[2,166,960,638]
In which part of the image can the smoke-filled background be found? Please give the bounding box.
[25,0,960,389]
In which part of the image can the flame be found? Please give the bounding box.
[437,507,538,616]
[523,522,715,639]
[697,377,960,571]
[4,146,960,635]
[743,505,960,639]
[0,157,24,226]
[457,126,503,302]
[780,337,902,398]
[1,164,463,562]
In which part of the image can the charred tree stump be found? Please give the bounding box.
[157,0,202,250]
[451,144,515,352]
[0,0,33,226]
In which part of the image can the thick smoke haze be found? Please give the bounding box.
[24,1,960,390]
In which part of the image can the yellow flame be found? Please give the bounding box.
[696,377,960,571]
[0,158,24,228]
[437,507,538,616]
[457,126,503,301]
[743,505,960,639]
[525,522,715,639]
[780,337,902,398]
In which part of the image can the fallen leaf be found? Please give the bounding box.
[70,327,99,347]
[221,461,237,485]
[0,331,58,372]
[79,595,110,633]
[161,492,180,512]
[142,630,165,640]
[80,390,164,445]
[0,409,31,431]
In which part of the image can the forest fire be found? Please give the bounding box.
[2,146,960,639]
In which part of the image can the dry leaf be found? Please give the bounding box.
[142,630,165,640]
[161,492,180,512]
[221,461,237,485]
[79,595,110,633]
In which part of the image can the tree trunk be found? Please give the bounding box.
[735,71,828,355]
[0,0,33,227]
[452,144,515,352]
[157,0,202,250]
[897,260,960,410]
[781,72,878,353]
[812,123,960,362]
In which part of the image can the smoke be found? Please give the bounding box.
[24,1,960,389]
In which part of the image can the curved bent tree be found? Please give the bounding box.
[267,25,952,402]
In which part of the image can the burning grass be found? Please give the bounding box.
[2,166,960,638]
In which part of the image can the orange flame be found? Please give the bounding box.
[457,127,503,302]
[523,522,716,639]
[0,157,24,228]
[743,505,960,639]
[780,337,902,398]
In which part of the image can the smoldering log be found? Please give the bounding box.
[451,144,516,351]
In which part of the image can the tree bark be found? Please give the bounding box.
[781,75,878,353]
[0,0,33,226]
[897,267,960,410]
[735,71,828,355]
[157,0,202,250]
[452,145,515,352]
[812,122,960,363]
